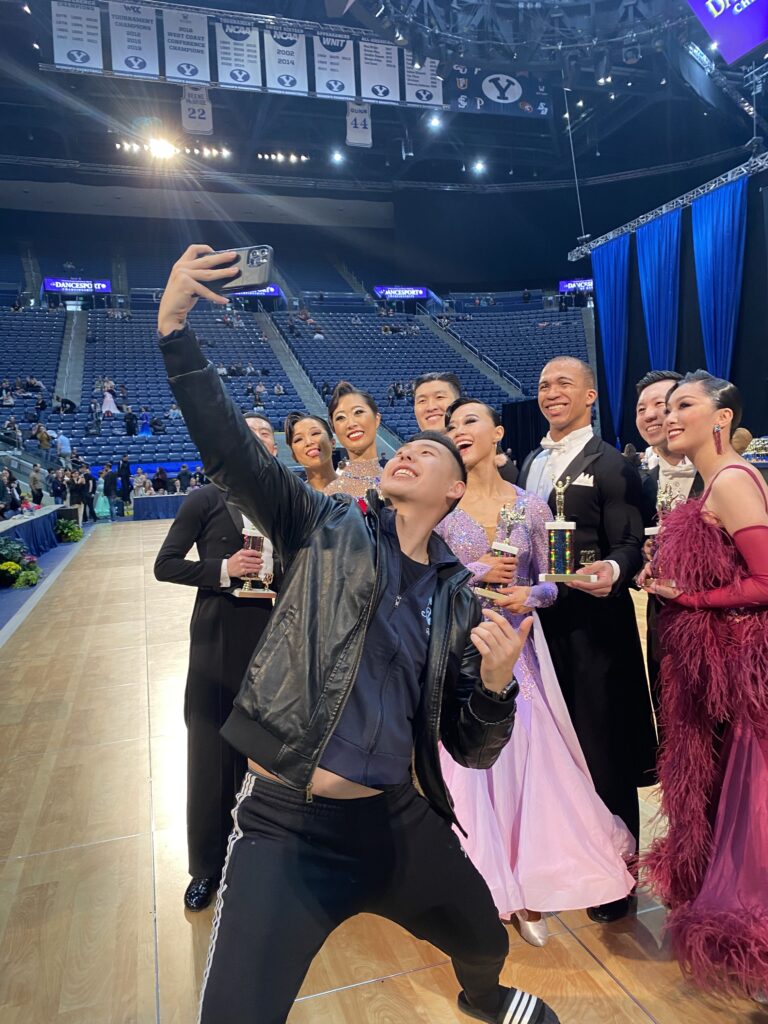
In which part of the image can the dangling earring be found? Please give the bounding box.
[713,424,723,455]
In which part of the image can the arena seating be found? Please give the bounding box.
[0,254,23,306]
[1,309,65,428]
[448,291,544,313]
[272,310,516,438]
[446,309,589,396]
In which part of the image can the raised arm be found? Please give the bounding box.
[157,246,335,558]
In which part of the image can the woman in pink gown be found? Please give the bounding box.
[642,371,768,1000]
[436,398,635,946]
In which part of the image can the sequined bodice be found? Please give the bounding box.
[324,457,382,499]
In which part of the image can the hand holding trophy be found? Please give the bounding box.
[234,524,276,599]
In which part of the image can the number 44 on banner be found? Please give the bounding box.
[346,102,372,148]
[182,85,214,136]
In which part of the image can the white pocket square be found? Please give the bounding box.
[570,473,594,487]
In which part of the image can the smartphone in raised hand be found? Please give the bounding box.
[208,245,274,294]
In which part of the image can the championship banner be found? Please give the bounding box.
[359,41,400,103]
[51,0,103,72]
[163,9,210,84]
[181,84,213,135]
[403,53,443,107]
[313,33,355,98]
[443,65,550,118]
[263,29,308,94]
[108,2,159,78]
[346,101,372,148]
[215,19,262,90]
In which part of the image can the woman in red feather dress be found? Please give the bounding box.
[642,370,768,1001]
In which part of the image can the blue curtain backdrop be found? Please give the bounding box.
[691,177,748,380]
[636,209,681,371]
[592,233,631,445]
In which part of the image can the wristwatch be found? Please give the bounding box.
[480,678,517,702]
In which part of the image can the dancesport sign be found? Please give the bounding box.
[373,285,428,300]
[559,278,593,293]
[686,0,768,64]
[44,277,111,293]
[230,284,281,297]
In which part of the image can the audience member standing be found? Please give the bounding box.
[118,455,132,506]
[103,462,119,521]
[28,463,45,505]
[518,357,655,922]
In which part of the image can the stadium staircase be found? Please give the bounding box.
[331,259,367,297]
[54,310,88,406]
[419,314,524,400]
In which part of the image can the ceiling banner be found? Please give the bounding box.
[215,19,262,90]
[403,53,442,107]
[263,29,309,94]
[108,3,159,79]
[163,8,210,84]
[51,0,104,72]
[359,41,400,103]
[313,33,355,99]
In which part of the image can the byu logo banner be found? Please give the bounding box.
[443,65,550,118]
[313,34,355,99]
[181,84,213,135]
[215,19,262,90]
[163,9,210,83]
[404,52,443,107]
[359,41,401,103]
[263,29,308,94]
[108,3,159,79]
[346,101,372,148]
[51,0,104,72]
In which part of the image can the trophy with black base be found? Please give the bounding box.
[539,477,597,583]
[233,525,276,599]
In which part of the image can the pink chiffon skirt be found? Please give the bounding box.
[440,614,635,914]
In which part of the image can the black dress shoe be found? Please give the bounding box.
[184,876,219,912]
[587,895,634,923]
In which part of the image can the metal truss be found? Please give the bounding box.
[567,148,768,261]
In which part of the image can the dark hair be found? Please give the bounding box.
[444,396,502,429]
[244,412,274,434]
[284,411,333,447]
[412,372,462,399]
[405,430,467,486]
[667,369,742,436]
[328,380,379,420]
[635,369,682,397]
[543,356,596,389]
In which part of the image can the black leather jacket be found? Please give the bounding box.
[160,328,518,827]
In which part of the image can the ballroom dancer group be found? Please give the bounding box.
[154,246,767,1024]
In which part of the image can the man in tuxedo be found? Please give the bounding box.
[154,413,280,911]
[634,370,703,733]
[103,462,119,521]
[519,357,656,922]
[118,455,132,507]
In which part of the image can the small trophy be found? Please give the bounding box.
[539,478,597,582]
[233,525,276,599]
[644,483,676,538]
[474,540,519,602]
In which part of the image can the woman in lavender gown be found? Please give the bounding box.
[436,398,635,946]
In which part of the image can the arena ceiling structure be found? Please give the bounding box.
[0,0,767,215]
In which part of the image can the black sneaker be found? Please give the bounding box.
[183,876,219,912]
[458,987,560,1024]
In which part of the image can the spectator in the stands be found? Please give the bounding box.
[142,479,154,496]
[30,422,51,449]
[132,467,148,499]
[119,384,128,405]
[351,314,362,325]
[321,382,331,402]
[49,468,67,505]
[317,292,325,304]
[3,416,22,446]
[177,464,192,492]
[0,473,9,518]
[167,402,182,420]
[558,293,568,312]
[254,382,266,398]
[522,288,531,304]
[273,383,285,397]
[124,406,138,436]
[232,311,243,328]
[118,455,132,505]
[152,467,168,493]
[60,396,77,414]
[86,329,96,345]
[386,384,396,407]
[298,308,310,322]
[25,375,42,392]
[57,431,72,465]
[35,394,47,419]
[68,470,87,526]
[245,361,255,375]
[1,388,14,407]
[11,298,22,313]
[312,328,325,344]
[216,363,228,377]
[83,464,96,522]
[192,465,206,487]
[150,414,166,436]
[252,394,265,410]
[28,463,45,505]
[70,448,84,471]
[473,295,480,306]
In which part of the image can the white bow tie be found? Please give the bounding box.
[664,464,696,480]
[540,437,568,454]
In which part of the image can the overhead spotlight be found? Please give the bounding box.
[410,28,426,70]
[563,112,569,120]
[270,153,277,160]
[597,77,605,86]
[32,41,39,50]
[660,77,667,86]
[331,149,344,164]
[184,147,191,154]
[289,153,298,163]
[609,92,615,100]
[594,50,609,85]
[23,3,31,12]
[148,138,176,159]
[222,148,230,158]
[193,148,200,155]
[212,148,219,157]
[301,155,310,162]
[276,152,284,162]
[709,41,718,51]
[576,99,584,108]
[203,146,211,157]
[605,75,612,83]
[472,159,486,174]
[374,2,386,15]
[143,144,149,151]
[622,38,641,65]
[115,142,121,149]
[131,143,139,152]
[627,81,633,87]
[428,114,442,129]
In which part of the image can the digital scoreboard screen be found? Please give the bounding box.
[44,278,112,293]
[373,285,429,300]
[687,0,768,64]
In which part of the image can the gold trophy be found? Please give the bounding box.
[233,526,276,599]
[645,485,678,590]
[539,477,597,582]
[474,540,519,602]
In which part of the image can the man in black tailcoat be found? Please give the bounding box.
[154,413,281,911]
[634,370,703,736]
[518,357,656,922]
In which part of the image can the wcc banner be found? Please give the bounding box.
[215,19,262,90]
[263,29,308,95]
[313,33,355,99]
[163,8,210,84]
[51,0,103,72]
[359,41,401,103]
[404,53,443,107]
[108,3,159,79]
[444,65,550,118]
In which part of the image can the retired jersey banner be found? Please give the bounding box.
[346,101,372,148]
[181,84,213,135]
[403,53,442,107]
[163,9,210,83]
[313,33,355,98]
[263,29,308,94]
[108,3,159,78]
[215,19,262,90]
[359,41,400,103]
[443,65,550,118]
[51,0,103,72]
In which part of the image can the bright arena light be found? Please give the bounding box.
[472,159,486,174]
[331,149,344,164]
[429,114,442,129]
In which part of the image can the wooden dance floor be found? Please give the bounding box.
[0,522,762,1024]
